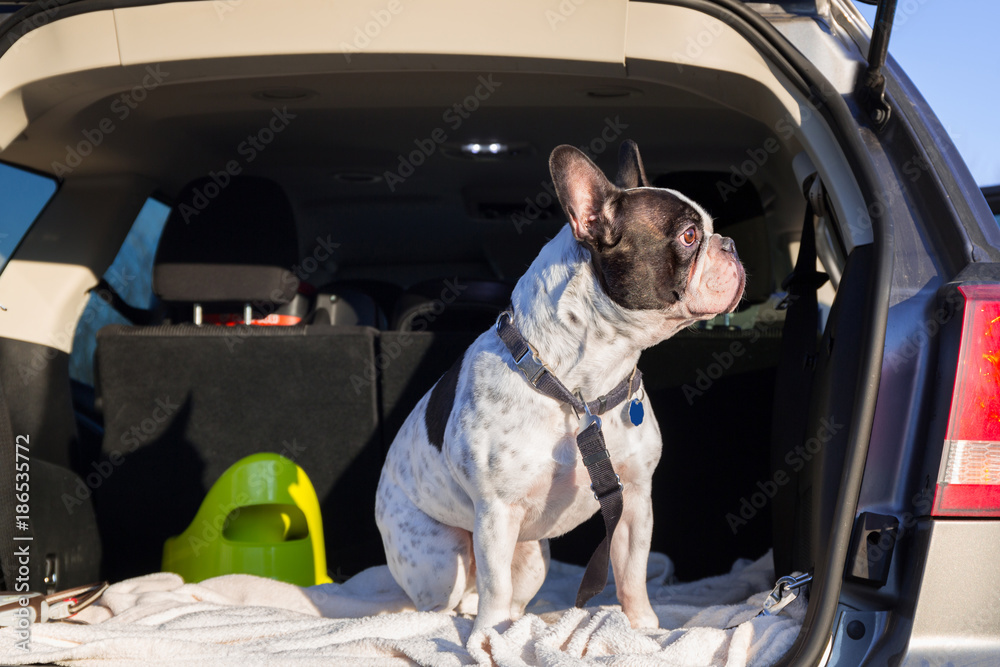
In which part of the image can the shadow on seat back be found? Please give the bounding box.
[380,278,512,448]
[391,279,512,333]
[94,177,383,581]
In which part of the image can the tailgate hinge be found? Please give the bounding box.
[858,0,898,132]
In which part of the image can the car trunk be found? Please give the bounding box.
[0,1,895,663]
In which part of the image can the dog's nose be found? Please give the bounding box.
[720,237,736,254]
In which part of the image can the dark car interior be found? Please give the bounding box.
[88,166,784,583]
[0,69,871,594]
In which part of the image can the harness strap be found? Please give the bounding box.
[495,312,641,416]
[495,310,637,606]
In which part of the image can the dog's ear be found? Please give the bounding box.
[615,139,650,189]
[550,145,620,250]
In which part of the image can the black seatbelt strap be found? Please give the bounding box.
[91,278,160,325]
[496,310,638,606]
[771,175,828,577]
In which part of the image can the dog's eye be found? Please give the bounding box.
[680,226,698,247]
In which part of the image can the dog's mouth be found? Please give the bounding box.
[726,263,747,313]
[681,254,746,320]
[726,285,745,313]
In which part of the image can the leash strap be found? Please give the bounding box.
[574,421,624,606]
[495,310,636,606]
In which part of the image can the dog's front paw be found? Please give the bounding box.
[625,606,660,630]
[472,612,513,635]
[466,627,499,663]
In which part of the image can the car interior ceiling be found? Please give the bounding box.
[2,68,862,586]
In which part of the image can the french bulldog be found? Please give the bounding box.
[374,140,745,633]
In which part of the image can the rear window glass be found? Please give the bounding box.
[0,162,58,273]
[69,198,170,385]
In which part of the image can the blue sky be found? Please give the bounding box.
[853,1,999,187]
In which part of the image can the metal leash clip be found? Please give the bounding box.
[576,394,602,432]
[0,581,108,626]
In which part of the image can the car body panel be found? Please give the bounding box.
[0,10,121,149]
[113,0,629,67]
[906,520,1000,665]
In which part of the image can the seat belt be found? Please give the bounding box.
[770,175,828,577]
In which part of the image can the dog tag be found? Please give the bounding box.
[628,399,644,426]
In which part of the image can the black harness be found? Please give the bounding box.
[495,310,643,606]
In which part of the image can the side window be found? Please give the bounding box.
[69,198,171,386]
[0,162,58,273]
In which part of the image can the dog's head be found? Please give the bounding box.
[550,140,745,321]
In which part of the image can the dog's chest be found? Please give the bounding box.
[516,442,599,540]
[491,418,644,541]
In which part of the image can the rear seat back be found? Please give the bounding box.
[392,279,511,332]
[95,325,382,579]
[381,278,510,447]
[94,177,384,580]
[379,331,482,448]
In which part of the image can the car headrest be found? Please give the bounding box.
[154,176,299,305]
[393,279,512,332]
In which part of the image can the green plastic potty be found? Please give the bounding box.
[162,453,333,586]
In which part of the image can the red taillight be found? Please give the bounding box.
[933,284,1000,517]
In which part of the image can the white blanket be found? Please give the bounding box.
[0,552,804,666]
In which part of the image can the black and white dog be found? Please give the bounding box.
[374,140,745,633]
